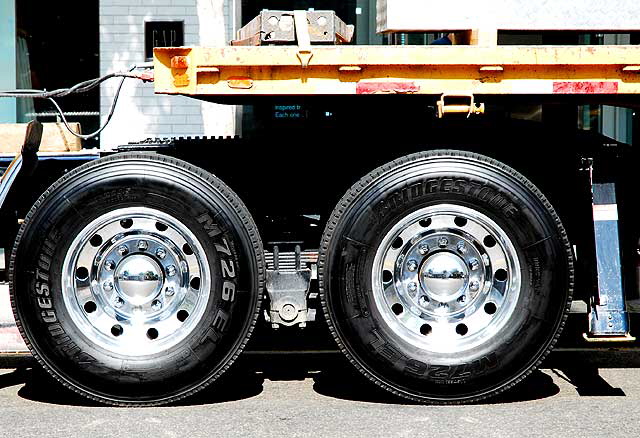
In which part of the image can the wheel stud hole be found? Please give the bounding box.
[75,266,89,281]
[83,301,97,314]
[391,237,403,250]
[391,303,404,315]
[182,243,194,255]
[420,324,432,336]
[120,219,133,229]
[454,217,467,227]
[147,328,159,340]
[111,324,123,337]
[419,218,432,228]
[483,235,497,248]
[382,270,393,283]
[456,324,468,336]
[190,277,201,290]
[89,234,103,247]
[177,310,189,322]
[494,269,508,282]
[484,302,497,315]
[155,222,168,232]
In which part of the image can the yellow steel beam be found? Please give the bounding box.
[153,45,640,98]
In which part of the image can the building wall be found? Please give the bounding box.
[0,0,16,123]
[99,0,239,149]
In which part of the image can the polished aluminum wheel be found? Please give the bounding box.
[372,204,521,354]
[62,207,210,356]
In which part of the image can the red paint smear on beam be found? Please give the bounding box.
[356,82,420,94]
[553,81,618,94]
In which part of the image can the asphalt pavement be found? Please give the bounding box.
[1,352,640,438]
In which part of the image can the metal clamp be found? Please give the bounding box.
[436,93,485,118]
[293,10,313,68]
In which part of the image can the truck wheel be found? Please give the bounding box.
[319,150,573,403]
[9,153,263,406]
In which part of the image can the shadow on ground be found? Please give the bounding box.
[0,352,628,407]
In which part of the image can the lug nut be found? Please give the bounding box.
[407,259,418,272]
[151,300,162,311]
[102,280,114,292]
[458,295,466,303]
[438,237,449,247]
[457,241,467,254]
[419,296,429,306]
[418,244,429,255]
[166,265,177,277]
[156,248,166,259]
[104,260,115,271]
[117,245,129,256]
[137,240,148,251]
[165,286,175,297]
[407,282,418,295]
[114,296,124,308]
[469,281,480,292]
[469,258,480,271]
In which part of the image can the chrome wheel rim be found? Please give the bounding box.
[62,207,210,356]
[372,204,521,354]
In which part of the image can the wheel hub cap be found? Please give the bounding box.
[115,255,163,306]
[420,252,468,302]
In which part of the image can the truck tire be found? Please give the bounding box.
[9,153,264,406]
[319,150,573,403]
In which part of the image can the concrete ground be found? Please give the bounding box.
[1,352,640,438]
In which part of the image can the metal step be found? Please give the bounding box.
[0,283,27,353]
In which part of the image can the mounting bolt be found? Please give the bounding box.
[117,245,129,256]
[407,259,418,272]
[104,260,115,271]
[469,258,480,271]
[457,241,467,254]
[102,280,114,292]
[165,286,175,297]
[438,237,449,248]
[113,296,124,308]
[469,281,480,292]
[156,248,166,259]
[166,265,177,277]
[418,244,429,255]
[151,300,162,311]
[137,240,148,251]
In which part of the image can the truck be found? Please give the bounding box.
[1,1,640,406]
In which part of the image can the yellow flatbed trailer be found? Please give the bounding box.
[153,45,640,101]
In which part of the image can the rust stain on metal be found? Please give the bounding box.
[552,81,618,94]
[356,81,420,94]
[171,56,190,69]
